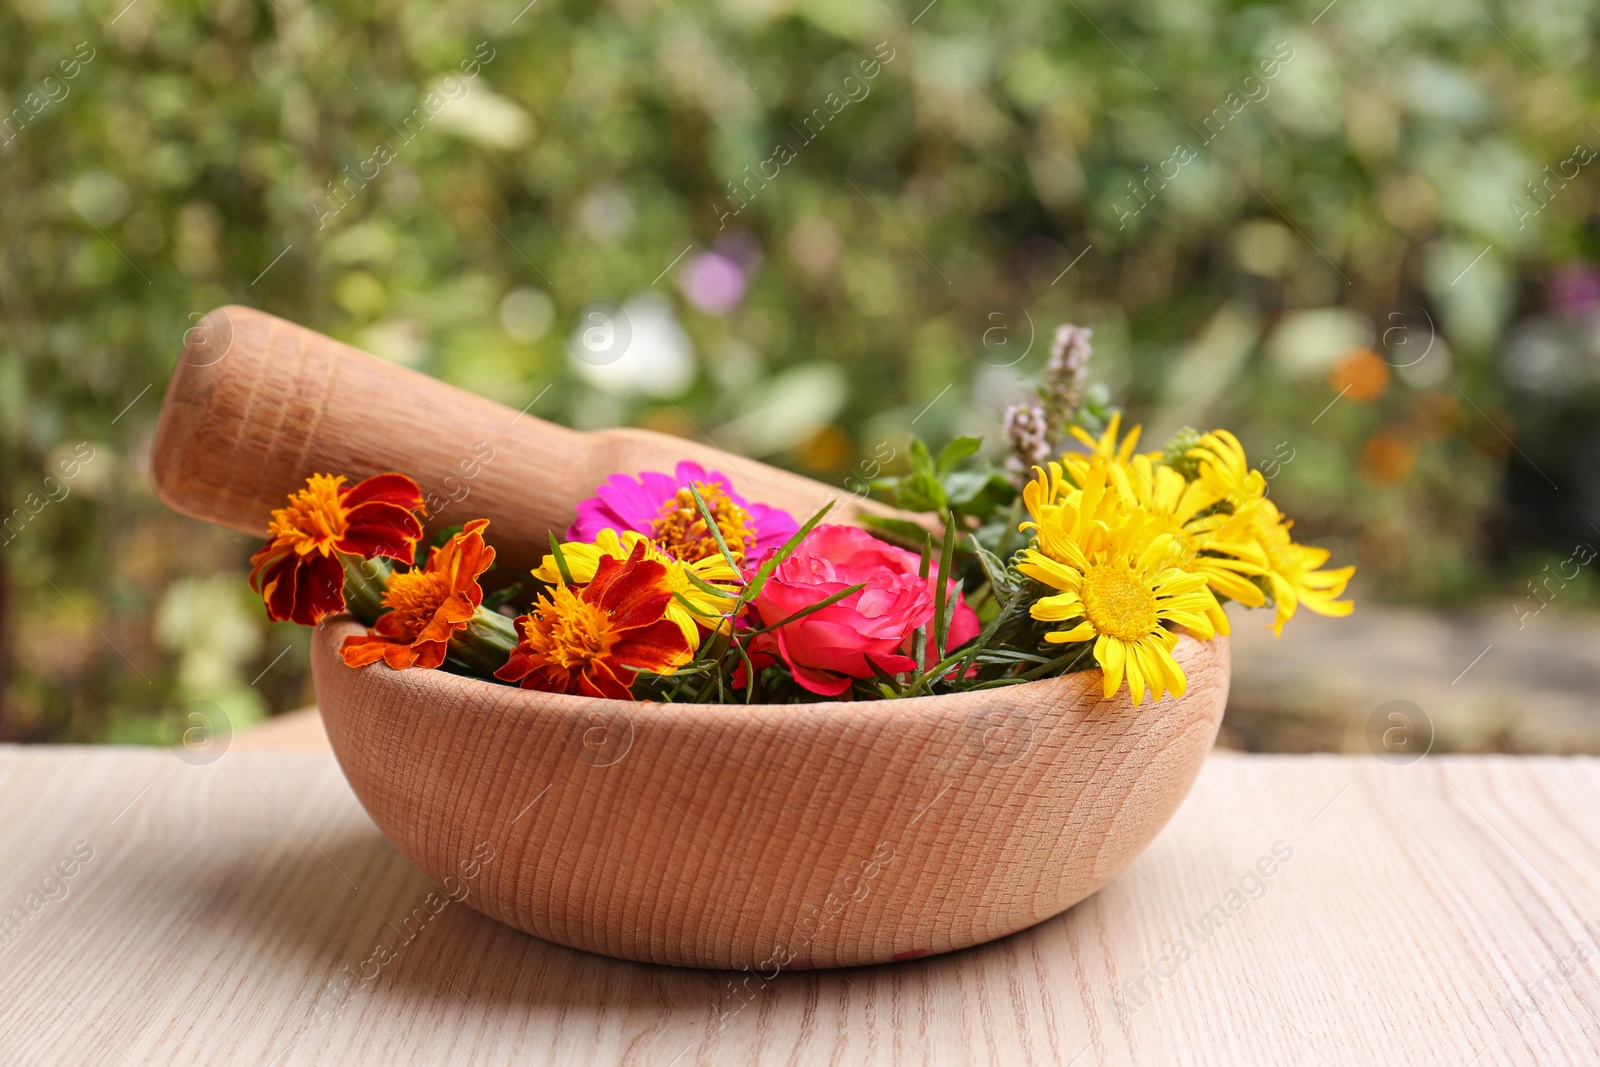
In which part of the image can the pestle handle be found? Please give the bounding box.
[150,306,880,577]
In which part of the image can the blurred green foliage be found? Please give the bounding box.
[3,0,1598,740]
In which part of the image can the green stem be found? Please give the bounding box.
[341,555,392,626]
[448,608,520,676]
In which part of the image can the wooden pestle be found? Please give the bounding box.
[150,305,889,578]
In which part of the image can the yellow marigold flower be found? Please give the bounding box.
[533,528,740,646]
[1018,464,1221,706]
[1108,454,1268,636]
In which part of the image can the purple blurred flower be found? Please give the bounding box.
[1547,264,1600,319]
[680,252,746,315]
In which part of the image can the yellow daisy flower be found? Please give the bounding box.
[1188,428,1266,511]
[1017,464,1221,705]
[1180,429,1355,634]
[1066,411,1148,466]
[1109,453,1268,636]
[1232,499,1355,635]
[1021,456,1077,526]
[1057,412,1165,494]
[532,528,741,647]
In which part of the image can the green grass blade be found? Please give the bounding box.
[689,483,742,572]
[547,532,574,585]
[932,512,956,659]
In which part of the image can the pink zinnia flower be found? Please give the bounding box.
[741,524,981,697]
[568,461,799,568]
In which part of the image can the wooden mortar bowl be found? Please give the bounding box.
[313,619,1229,970]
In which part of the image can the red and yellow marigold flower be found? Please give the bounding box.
[248,472,426,626]
[339,519,495,670]
[495,542,693,699]
[532,528,741,646]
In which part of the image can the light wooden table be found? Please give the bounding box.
[0,747,1596,1066]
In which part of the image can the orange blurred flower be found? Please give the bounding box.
[495,541,692,699]
[249,473,425,626]
[1359,431,1417,486]
[1328,347,1390,404]
[339,519,495,670]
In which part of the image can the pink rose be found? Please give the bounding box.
[745,524,980,697]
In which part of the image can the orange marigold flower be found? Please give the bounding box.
[339,519,495,670]
[249,472,425,626]
[495,542,692,699]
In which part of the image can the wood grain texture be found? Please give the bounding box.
[233,706,328,751]
[312,619,1230,969]
[2,748,1596,1066]
[149,305,906,577]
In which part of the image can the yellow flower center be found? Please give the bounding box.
[268,474,348,556]
[380,568,452,639]
[1081,563,1159,640]
[524,585,618,671]
[651,482,757,564]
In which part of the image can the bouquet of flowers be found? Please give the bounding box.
[246,325,1353,705]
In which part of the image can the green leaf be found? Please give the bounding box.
[935,434,983,476]
[897,471,947,513]
[857,514,929,549]
[941,469,991,506]
[944,470,1017,520]
[908,435,936,477]
[967,534,1015,596]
